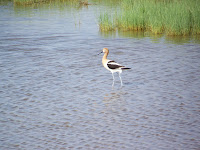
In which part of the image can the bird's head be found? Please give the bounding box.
[98,48,109,55]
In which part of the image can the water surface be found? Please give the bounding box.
[0,1,200,149]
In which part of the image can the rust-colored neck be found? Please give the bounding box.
[103,52,108,60]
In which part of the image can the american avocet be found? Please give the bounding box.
[99,48,131,87]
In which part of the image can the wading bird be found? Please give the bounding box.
[99,48,131,87]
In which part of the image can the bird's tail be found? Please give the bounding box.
[121,67,131,70]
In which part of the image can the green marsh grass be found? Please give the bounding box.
[14,0,47,5]
[99,0,200,35]
[99,12,116,31]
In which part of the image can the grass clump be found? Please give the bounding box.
[99,0,200,36]
[14,0,47,5]
[99,12,116,31]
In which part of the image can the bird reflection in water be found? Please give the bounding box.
[102,90,128,113]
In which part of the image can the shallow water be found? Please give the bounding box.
[0,1,200,150]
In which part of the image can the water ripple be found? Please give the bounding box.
[0,2,200,150]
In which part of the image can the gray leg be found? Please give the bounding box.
[119,72,123,87]
[112,73,115,87]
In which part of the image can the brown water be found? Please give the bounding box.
[0,1,200,150]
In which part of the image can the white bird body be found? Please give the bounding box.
[99,48,130,87]
[103,59,123,73]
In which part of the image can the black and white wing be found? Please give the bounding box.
[107,60,124,70]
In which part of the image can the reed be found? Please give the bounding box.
[99,0,200,35]
[14,0,46,5]
[99,12,116,31]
